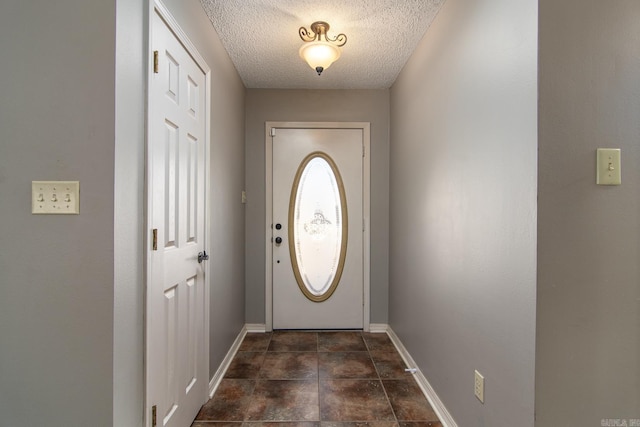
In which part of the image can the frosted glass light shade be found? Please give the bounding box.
[299,41,341,71]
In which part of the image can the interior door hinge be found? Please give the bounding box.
[362,145,365,157]
[153,50,159,74]
[152,405,157,427]
[270,128,276,137]
[152,228,158,251]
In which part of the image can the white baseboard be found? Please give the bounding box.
[368,323,389,333]
[208,325,247,399]
[245,323,267,333]
[386,327,458,427]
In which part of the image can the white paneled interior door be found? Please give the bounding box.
[147,4,209,426]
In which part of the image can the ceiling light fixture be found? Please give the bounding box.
[298,21,347,76]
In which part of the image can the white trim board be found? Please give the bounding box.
[246,323,267,333]
[386,326,458,427]
[369,323,389,333]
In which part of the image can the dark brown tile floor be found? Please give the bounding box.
[192,331,442,427]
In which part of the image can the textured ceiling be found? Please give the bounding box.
[199,0,446,89]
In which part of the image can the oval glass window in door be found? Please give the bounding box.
[289,152,348,302]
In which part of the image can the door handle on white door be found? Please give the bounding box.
[274,237,283,245]
[197,251,209,263]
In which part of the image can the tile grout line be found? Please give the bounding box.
[250,332,272,423]
[364,331,401,425]
[248,332,271,422]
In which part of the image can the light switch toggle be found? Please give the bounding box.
[596,148,621,186]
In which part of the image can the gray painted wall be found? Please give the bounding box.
[0,0,116,425]
[0,0,245,425]
[536,1,640,425]
[389,0,538,426]
[244,89,390,325]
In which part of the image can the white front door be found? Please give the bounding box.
[147,5,209,427]
[271,127,364,329]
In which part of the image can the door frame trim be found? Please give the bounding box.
[265,121,371,331]
[145,0,212,424]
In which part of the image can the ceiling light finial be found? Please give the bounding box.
[298,21,347,76]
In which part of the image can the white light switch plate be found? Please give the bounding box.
[596,148,621,185]
[474,370,485,403]
[32,181,80,214]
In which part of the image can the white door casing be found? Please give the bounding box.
[266,123,371,330]
[147,2,211,426]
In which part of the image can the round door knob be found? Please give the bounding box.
[275,237,283,245]
[275,223,282,230]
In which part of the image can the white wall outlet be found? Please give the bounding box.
[596,148,621,185]
[32,181,80,214]
[474,370,485,403]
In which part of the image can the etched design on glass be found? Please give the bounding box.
[304,208,332,240]
[289,152,348,302]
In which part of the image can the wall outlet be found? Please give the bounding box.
[32,181,80,214]
[474,370,485,403]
